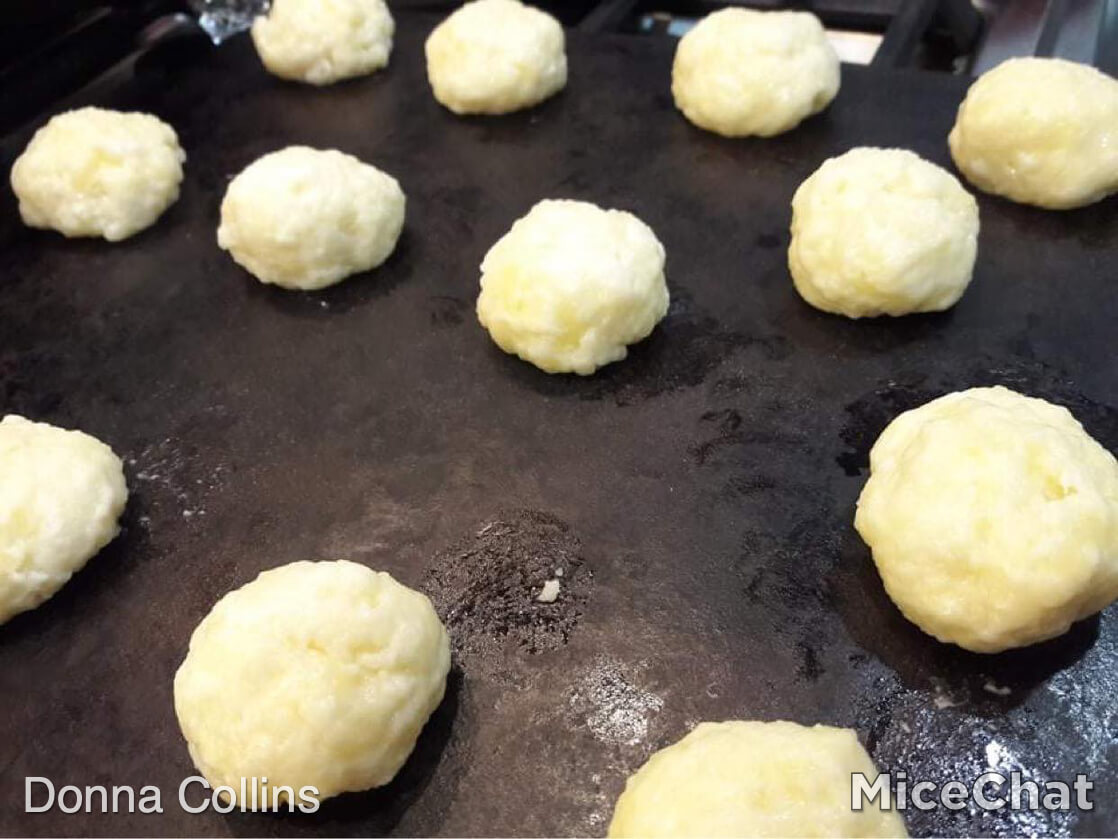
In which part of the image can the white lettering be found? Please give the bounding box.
[297,785,321,814]
[138,785,162,814]
[974,772,1007,811]
[851,772,891,810]
[25,778,54,813]
[178,776,210,814]
[57,786,82,814]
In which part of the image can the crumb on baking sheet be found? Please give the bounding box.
[537,579,561,603]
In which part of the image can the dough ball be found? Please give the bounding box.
[948,58,1118,209]
[10,107,184,242]
[251,0,394,85]
[217,146,405,291]
[173,560,450,804]
[0,415,127,625]
[855,386,1118,653]
[671,9,839,138]
[608,720,906,838]
[425,0,567,115]
[789,147,979,318]
[476,199,668,375]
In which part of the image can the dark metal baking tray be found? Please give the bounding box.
[1,12,1116,838]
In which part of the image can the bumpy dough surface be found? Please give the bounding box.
[251,0,394,85]
[217,146,405,291]
[476,199,668,375]
[174,560,450,804]
[0,415,127,625]
[949,58,1118,209]
[10,107,184,241]
[671,9,839,138]
[856,387,1118,653]
[608,720,906,838]
[425,0,567,115]
[789,147,979,318]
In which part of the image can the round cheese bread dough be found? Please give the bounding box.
[948,58,1118,209]
[174,560,450,805]
[476,199,668,375]
[608,720,906,838]
[251,0,394,85]
[0,415,127,625]
[671,9,840,138]
[217,146,405,291]
[855,386,1118,653]
[10,107,185,241]
[425,0,567,115]
[789,147,979,318]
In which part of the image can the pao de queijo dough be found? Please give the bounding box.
[789,147,979,318]
[173,560,450,808]
[608,720,906,838]
[0,415,128,625]
[10,107,185,241]
[476,199,669,375]
[217,146,405,291]
[856,386,1118,653]
[425,0,567,115]
[671,9,840,138]
[949,57,1118,210]
[251,0,394,85]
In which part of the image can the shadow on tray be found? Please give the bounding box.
[829,527,1099,716]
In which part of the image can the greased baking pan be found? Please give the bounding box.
[1,13,1116,837]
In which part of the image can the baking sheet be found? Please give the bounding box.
[1,13,1116,837]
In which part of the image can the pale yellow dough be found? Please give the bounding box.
[218,146,406,290]
[425,0,567,115]
[671,9,839,138]
[949,58,1118,209]
[789,147,979,318]
[608,720,906,838]
[251,0,394,85]
[173,560,450,805]
[10,107,184,241]
[856,386,1118,653]
[476,199,668,375]
[0,415,127,625]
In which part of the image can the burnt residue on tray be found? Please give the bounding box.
[423,510,592,660]
[837,355,1118,476]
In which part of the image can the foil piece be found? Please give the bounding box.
[187,0,268,43]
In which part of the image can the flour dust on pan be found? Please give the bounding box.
[423,510,593,662]
[566,656,665,749]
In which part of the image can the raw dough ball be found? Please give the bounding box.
[608,720,906,838]
[949,58,1118,209]
[425,0,567,115]
[856,386,1118,653]
[217,146,405,291]
[789,147,979,318]
[10,107,184,241]
[0,415,127,625]
[476,199,668,375]
[174,560,450,804]
[251,0,394,85]
[671,9,839,138]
